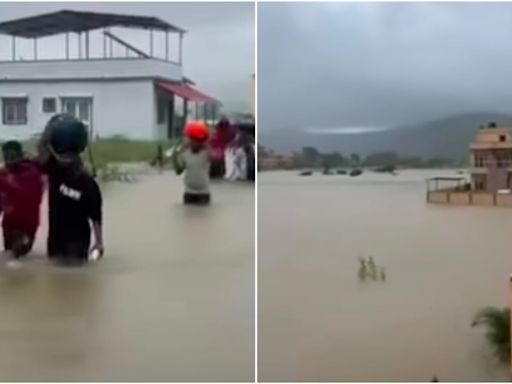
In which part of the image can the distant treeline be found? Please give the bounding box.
[259,145,462,170]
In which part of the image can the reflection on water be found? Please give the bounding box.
[0,174,254,382]
[259,170,510,382]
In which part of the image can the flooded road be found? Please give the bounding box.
[259,170,511,382]
[0,173,254,382]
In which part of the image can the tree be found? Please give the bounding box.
[258,145,269,157]
[319,152,346,168]
[363,151,399,167]
[424,157,450,168]
[350,153,361,166]
[472,306,510,364]
[302,147,320,165]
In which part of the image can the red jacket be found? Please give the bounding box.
[210,122,236,159]
[0,161,44,234]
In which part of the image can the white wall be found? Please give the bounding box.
[0,80,157,140]
[0,58,182,82]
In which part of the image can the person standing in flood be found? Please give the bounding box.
[224,131,248,181]
[172,121,211,205]
[38,114,104,265]
[152,143,165,173]
[0,141,44,267]
[210,116,236,178]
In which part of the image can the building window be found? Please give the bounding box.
[2,98,27,125]
[42,98,56,113]
[157,97,166,124]
[500,135,507,142]
[474,175,486,191]
[474,154,485,167]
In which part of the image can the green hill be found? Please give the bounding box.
[260,112,512,162]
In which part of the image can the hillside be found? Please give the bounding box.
[260,113,512,161]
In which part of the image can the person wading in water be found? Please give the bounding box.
[210,117,236,179]
[37,114,104,265]
[0,141,44,267]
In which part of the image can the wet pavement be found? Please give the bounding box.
[0,173,254,382]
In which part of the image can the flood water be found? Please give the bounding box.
[0,174,254,382]
[259,170,511,382]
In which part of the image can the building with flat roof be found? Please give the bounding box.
[427,122,512,207]
[469,122,512,192]
[0,10,219,141]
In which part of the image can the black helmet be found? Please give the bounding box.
[45,114,88,156]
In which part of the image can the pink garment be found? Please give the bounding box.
[210,120,236,160]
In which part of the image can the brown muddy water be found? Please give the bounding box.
[258,170,511,382]
[0,174,254,382]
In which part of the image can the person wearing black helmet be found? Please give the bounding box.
[37,114,103,265]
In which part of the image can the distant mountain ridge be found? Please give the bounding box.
[260,112,512,161]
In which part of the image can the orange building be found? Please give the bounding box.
[470,122,512,192]
[427,122,512,207]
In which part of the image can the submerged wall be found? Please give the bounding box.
[427,191,512,207]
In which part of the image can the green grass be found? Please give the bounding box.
[15,137,176,176]
[87,137,175,170]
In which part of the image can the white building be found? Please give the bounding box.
[0,10,219,141]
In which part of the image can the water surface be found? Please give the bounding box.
[259,170,510,382]
[0,174,254,382]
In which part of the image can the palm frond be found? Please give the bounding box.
[472,306,511,364]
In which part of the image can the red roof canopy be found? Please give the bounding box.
[155,81,218,104]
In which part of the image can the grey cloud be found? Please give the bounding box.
[258,2,512,131]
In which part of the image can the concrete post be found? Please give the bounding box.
[103,29,107,58]
[33,38,38,60]
[85,31,90,59]
[179,33,183,65]
[11,36,15,61]
[149,29,154,57]
[165,31,169,61]
[66,32,69,60]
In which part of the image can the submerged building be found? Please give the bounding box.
[427,122,512,206]
[0,10,219,141]
[469,122,512,192]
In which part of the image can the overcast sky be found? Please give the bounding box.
[0,2,254,113]
[259,2,512,132]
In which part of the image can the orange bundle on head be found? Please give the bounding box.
[184,121,210,142]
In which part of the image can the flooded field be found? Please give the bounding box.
[0,174,254,382]
[258,170,511,382]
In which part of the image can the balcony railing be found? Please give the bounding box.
[0,57,182,82]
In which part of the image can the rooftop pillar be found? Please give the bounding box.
[150,29,154,57]
[85,31,90,59]
[179,32,183,65]
[78,32,82,59]
[65,32,69,60]
[165,31,169,61]
[103,29,107,58]
[108,28,113,57]
[11,36,15,61]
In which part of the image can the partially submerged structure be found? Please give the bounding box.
[427,122,512,206]
[0,10,219,141]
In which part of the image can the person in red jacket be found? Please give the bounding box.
[0,141,44,264]
[210,117,236,178]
